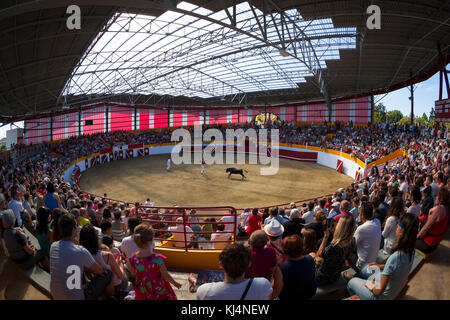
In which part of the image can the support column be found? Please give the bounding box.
[49,113,53,141]
[410,73,414,126]
[78,108,82,136]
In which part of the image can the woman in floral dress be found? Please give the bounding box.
[128,224,182,300]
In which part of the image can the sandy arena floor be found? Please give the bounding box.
[79,154,354,208]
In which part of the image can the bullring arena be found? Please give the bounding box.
[79,154,353,208]
[0,0,450,306]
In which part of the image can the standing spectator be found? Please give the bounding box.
[264,220,286,265]
[168,217,196,248]
[245,208,262,237]
[353,202,381,275]
[128,224,181,300]
[50,214,112,300]
[347,213,419,300]
[197,243,273,300]
[245,230,277,282]
[278,235,317,300]
[240,208,252,229]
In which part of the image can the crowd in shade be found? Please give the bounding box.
[0,121,448,300]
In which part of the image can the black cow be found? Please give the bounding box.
[226,167,248,179]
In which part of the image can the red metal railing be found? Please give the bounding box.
[136,205,238,251]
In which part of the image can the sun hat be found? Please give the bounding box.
[264,219,284,237]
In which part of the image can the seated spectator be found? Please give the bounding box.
[201,218,215,240]
[245,230,277,281]
[302,202,315,224]
[416,187,449,254]
[406,186,422,217]
[188,209,201,232]
[289,208,300,220]
[264,220,286,264]
[1,209,48,270]
[382,197,403,255]
[278,235,317,300]
[197,243,273,300]
[79,208,91,227]
[316,216,355,285]
[282,214,304,238]
[347,213,419,300]
[44,183,61,214]
[36,207,51,257]
[211,224,232,250]
[99,220,113,244]
[261,208,270,225]
[275,208,287,223]
[50,214,112,300]
[128,224,181,299]
[246,208,262,236]
[304,209,326,241]
[421,186,434,216]
[328,202,341,219]
[301,227,317,257]
[79,224,125,298]
[49,208,63,243]
[111,211,127,242]
[353,202,381,275]
[350,197,360,221]
[333,200,354,222]
[101,235,121,258]
[168,217,197,248]
[264,207,285,225]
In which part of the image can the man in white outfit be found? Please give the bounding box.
[167,158,171,171]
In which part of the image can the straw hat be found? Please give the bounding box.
[264,219,284,237]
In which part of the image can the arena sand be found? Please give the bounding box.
[79,154,354,208]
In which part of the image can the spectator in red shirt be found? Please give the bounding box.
[245,230,276,281]
[246,208,262,236]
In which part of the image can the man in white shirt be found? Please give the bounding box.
[166,158,171,171]
[302,202,315,224]
[210,224,232,250]
[144,198,154,207]
[119,216,142,261]
[197,243,272,300]
[220,210,240,235]
[354,202,381,275]
[50,214,111,300]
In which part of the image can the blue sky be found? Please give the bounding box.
[374,69,445,118]
[0,69,446,140]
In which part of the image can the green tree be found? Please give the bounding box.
[399,116,411,125]
[386,110,403,123]
[0,144,6,151]
[374,103,387,123]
